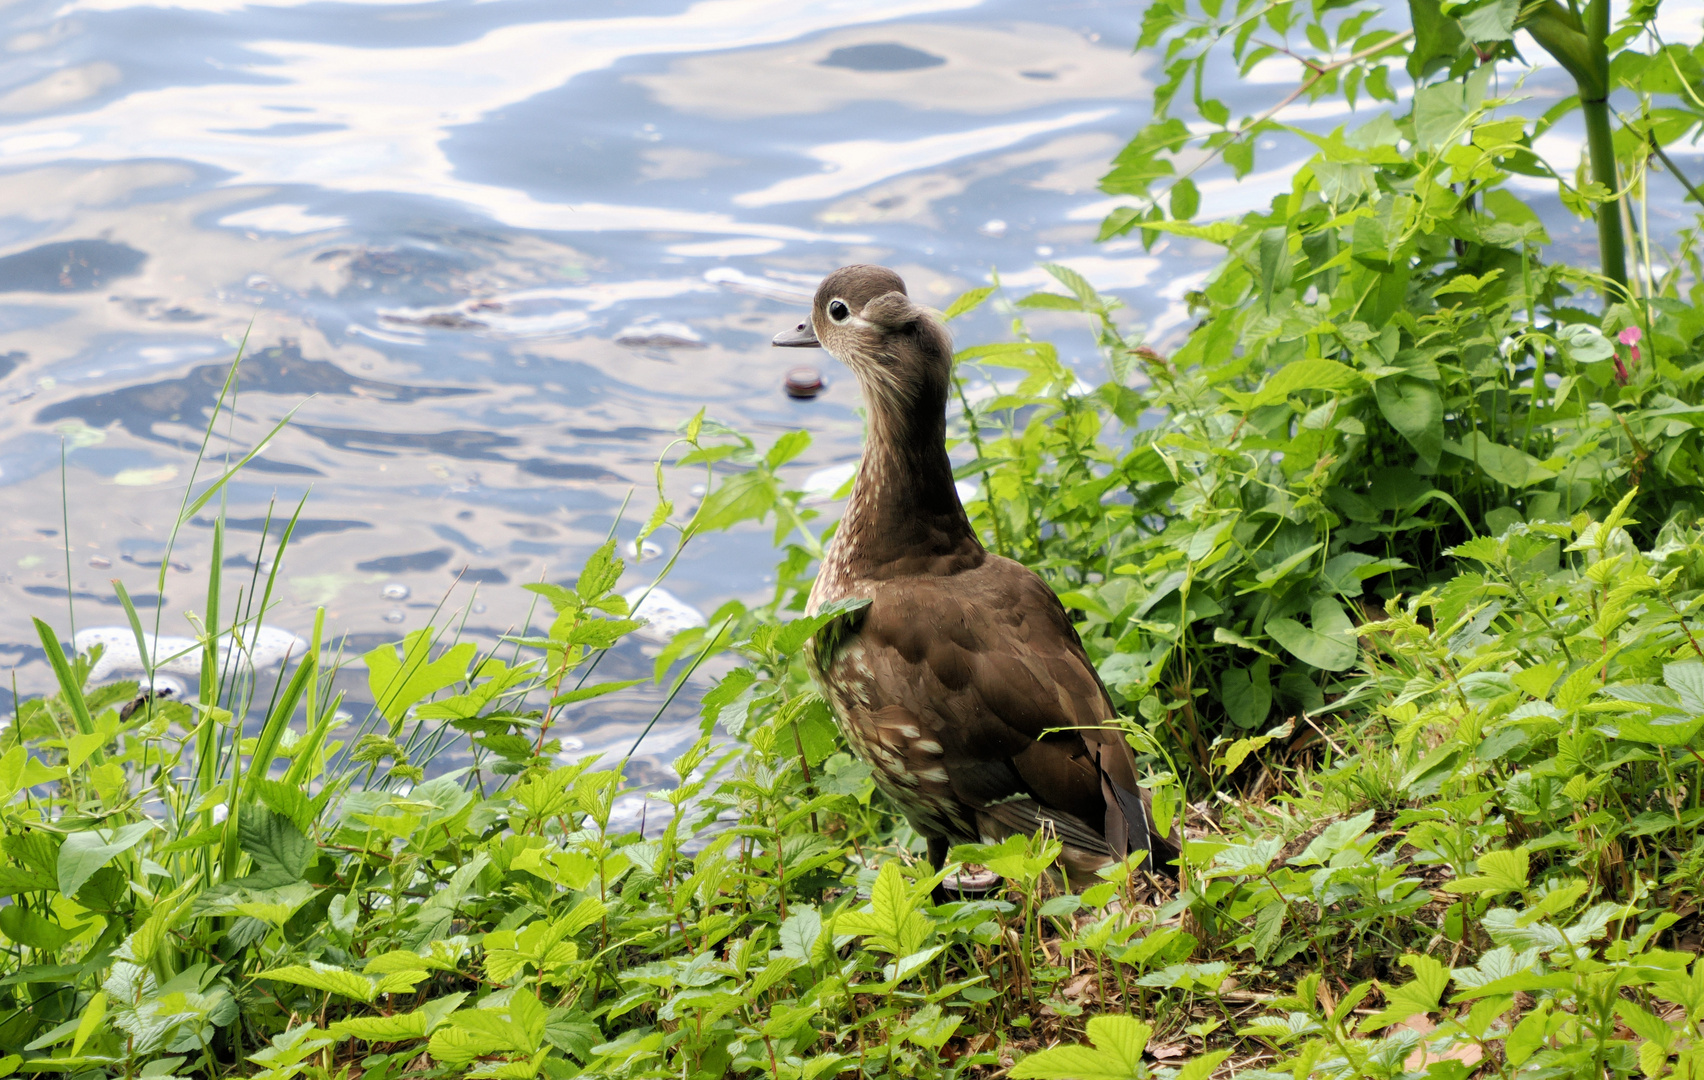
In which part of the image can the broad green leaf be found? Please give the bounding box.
[1290,810,1377,867]
[58,821,157,897]
[1664,661,1704,714]
[1010,1015,1152,1080]
[1359,954,1449,1030]
[0,906,76,951]
[258,962,377,1002]
[1443,847,1530,896]
[328,1012,429,1042]
[365,630,476,725]
[1266,597,1358,671]
[1374,375,1443,466]
[1228,360,1364,410]
[1443,435,1556,488]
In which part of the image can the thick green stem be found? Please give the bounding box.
[1524,0,1627,292]
[1582,97,1628,293]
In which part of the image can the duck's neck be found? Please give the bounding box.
[835,381,981,577]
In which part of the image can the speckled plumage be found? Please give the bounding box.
[776,265,1177,885]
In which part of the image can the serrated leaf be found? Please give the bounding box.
[1442,847,1529,896]
[943,287,995,320]
[1360,954,1449,1030]
[1010,1015,1152,1080]
[259,963,376,1002]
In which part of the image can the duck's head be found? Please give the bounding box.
[773,264,952,419]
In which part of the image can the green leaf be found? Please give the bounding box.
[1220,659,1271,729]
[1664,661,1704,713]
[1170,178,1200,220]
[1266,598,1358,671]
[239,807,314,887]
[1409,0,1467,76]
[1175,1051,1233,1080]
[1291,810,1377,866]
[0,906,77,951]
[765,430,811,469]
[1250,901,1285,961]
[1458,0,1519,41]
[943,287,995,320]
[1010,1015,1152,1080]
[1228,359,1364,410]
[58,821,156,897]
[1359,954,1450,1030]
[258,962,377,1002]
[550,679,646,708]
[1443,434,1556,488]
[328,1011,429,1042]
[1442,847,1530,896]
[834,862,933,957]
[70,992,106,1058]
[1374,376,1444,467]
[365,630,476,725]
[575,540,624,601]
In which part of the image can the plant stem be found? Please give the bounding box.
[1582,97,1629,293]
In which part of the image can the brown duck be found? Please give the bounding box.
[773,265,1177,889]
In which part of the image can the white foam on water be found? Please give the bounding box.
[74,626,308,682]
[621,586,708,644]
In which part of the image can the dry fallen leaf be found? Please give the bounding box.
[1400,1015,1483,1072]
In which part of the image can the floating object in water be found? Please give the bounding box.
[74,626,307,682]
[980,219,1008,237]
[384,610,405,624]
[784,366,824,399]
[614,321,704,349]
[621,585,707,643]
[628,537,664,561]
[382,583,410,600]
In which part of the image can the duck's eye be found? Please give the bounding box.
[828,299,850,322]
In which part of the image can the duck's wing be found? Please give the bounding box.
[860,557,1178,874]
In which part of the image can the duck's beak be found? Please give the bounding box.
[772,319,821,347]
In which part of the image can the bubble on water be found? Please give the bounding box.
[628,537,664,561]
[979,219,1008,237]
[382,583,410,600]
[383,609,405,624]
[472,602,487,614]
[689,483,707,498]
[1035,245,1054,257]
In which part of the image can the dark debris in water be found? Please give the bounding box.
[356,548,453,573]
[519,458,624,481]
[290,423,517,460]
[0,240,145,292]
[819,43,946,71]
[192,515,371,538]
[34,343,476,445]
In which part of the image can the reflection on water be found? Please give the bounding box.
[1,0,1700,808]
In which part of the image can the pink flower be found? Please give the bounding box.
[1615,326,1641,385]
